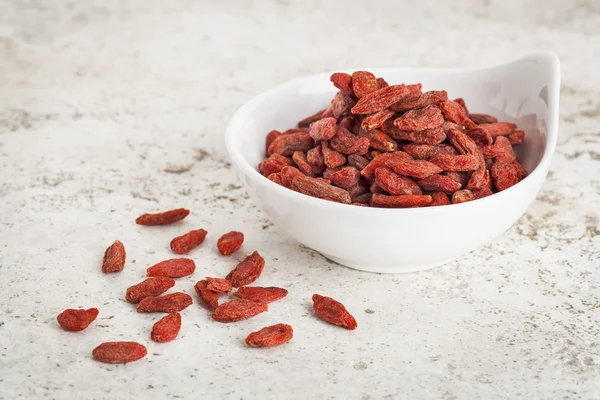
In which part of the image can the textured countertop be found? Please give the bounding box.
[1,1,599,399]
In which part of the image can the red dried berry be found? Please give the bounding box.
[306,146,327,175]
[352,84,422,114]
[390,89,446,112]
[212,299,268,323]
[126,277,176,304]
[136,208,189,226]
[330,72,354,95]
[468,113,498,124]
[330,166,361,189]
[370,193,433,208]
[330,126,370,155]
[291,174,352,204]
[280,166,305,188]
[465,126,493,146]
[359,129,397,152]
[466,168,491,191]
[321,141,347,168]
[194,280,219,310]
[382,121,446,145]
[265,130,282,152]
[493,136,517,164]
[416,174,462,193]
[447,128,479,155]
[92,342,147,364]
[347,154,371,171]
[452,189,475,204]
[429,192,451,206]
[151,312,181,343]
[393,105,444,132]
[206,277,232,294]
[292,151,315,177]
[377,77,389,88]
[246,324,293,348]
[137,292,193,313]
[507,129,525,145]
[308,117,337,142]
[312,294,357,330]
[217,231,244,256]
[267,132,314,157]
[402,144,458,160]
[454,98,469,113]
[233,286,288,303]
[391,158,442,179]
[170,229,207,255]
[361,151,413,179]
[351,71,379,98]
[102,240,126,273]
[361,108,396,130]
[267,172,283,185]
[331,91,356,118]
[491,162,521,191]
[225,251,265,287]
[430,154,480,171]
[438,100,469,124]
[146,258,195,278]
[375,167,422,195]
[57,308,99,332]
[259,154,294,176]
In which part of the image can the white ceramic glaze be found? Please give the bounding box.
[225,52,560,273]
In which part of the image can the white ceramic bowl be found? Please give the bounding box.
[225,52,560,273]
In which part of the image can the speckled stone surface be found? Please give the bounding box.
[1,1,599,399]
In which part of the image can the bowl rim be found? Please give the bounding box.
[224,52,560,214]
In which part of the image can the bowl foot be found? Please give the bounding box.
[320,254,454,274]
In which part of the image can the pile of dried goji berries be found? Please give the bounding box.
[259,71,527,207]
[56,209,357,364]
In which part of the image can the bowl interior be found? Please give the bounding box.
[228,55,559,181]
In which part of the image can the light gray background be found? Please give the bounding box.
[0,0,599,399]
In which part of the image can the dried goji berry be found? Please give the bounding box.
[265,130,282,152]
[137,292,193,313]
[438,100,469,124]
[479,122,517,137]
[331,92,355,118]
[292,151,315,177]
[206,277,232,294]
[491,162,521,191]
[147,258,195,278]
[452,189,475,204]
[469,113,497,124]
[347,153,371,171]
[170,229,207,255]
[507,129,525,145]
[57,308,99,332]
[465,126,493,145]
[126,277,176,303]
[308,117,337,142]
[430,154,479,171]
[102,240,126,273]
[151,312,181,343]
[359,129,397,152]
[361,108,396,130]
[136,208,189,226]
[352,84,422,114]
[92,342,147,364]
[259,153,294,176]
[312,294,357,330]
[212,299,268,323]
[226,251,265,287]
[352,71,379,98]
[280,166,305,188]
[267,132,314,157]
[330,126,370,155]
[233,286,288,303]
[298,109,325,128]
[306,146,327,175]
[246,324,293,348]
[330,166,361,189]
[194,280,219,310]
[447,128,478,155]
[454,98,468,113]
[217,231,244,256]
[382,121,446,145]
[321,141,346,168]
[353,192,373,204]
[445,171,471,187]
[473,187,494,199]
[416,174,462,193]
[361,151,413,179]
[370,193,433,208]
[390,89,445,112]
[493,136,517,164]
[377,77,389,88]
[402,143,457,160]
[466,168,491,190]
[429,191,451,206]
[393,105,444,132]
[291,174,352,204]
[267,172,283,185]
[330,72,354,95]
[348,180,371,201]
[391,158,442,179]
[375,167,422,195]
